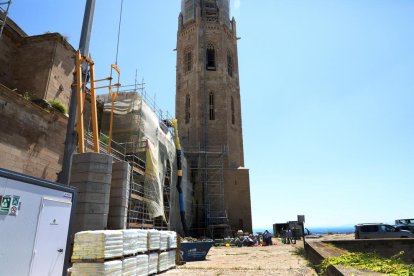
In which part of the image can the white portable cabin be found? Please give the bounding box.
[0,168,77,276]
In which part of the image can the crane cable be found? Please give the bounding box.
[115,0,124,65]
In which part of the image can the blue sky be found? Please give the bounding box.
[9,1,414,228]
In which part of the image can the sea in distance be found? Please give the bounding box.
[253,226,354,235]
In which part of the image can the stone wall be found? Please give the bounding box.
[327,239,414,264]
[0,85,67,181]
[0,17,75,110]
[176,3,252,233]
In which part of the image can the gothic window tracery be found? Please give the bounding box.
[206,43,216,71]
[184,48,193,73]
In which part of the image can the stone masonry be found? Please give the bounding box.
[176,0,252,233]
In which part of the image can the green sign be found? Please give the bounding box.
[0,195,11,215]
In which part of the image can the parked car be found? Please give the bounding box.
[395,218,414,226]
[354,223,414,239]
[395,225,414,234]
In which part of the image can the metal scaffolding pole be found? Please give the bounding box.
[59,0,96,184]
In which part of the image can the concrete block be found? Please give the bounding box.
[71,162,112,174]
[109,196,129,207]
[107,216,127,230]
[73,213,108,233]
[77,192,111,204]
[108,206,128,217]
[70,172,112,184]
[111,180,129,190]
[72,152,113,165]
[76,202,109,214]
[112,161,131,172]
[111,170,131,181]
[70,181,111,193]
[110,186,130,198]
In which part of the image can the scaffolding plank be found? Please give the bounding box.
[128,222,154,228]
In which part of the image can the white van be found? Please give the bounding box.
[354,223,414,239]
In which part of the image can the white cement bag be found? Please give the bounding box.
[147,230,160,250]
[167,231,177,249]
[71,260,122,276]
[168,250,176,269]
[159,231,169,250]
[122,229,139,255]
[148,253,158,275]
[137,229,148,253]
[122,257,137,276]
[158,252,169,272]
[72,230,123,260]
[136,254,149,276]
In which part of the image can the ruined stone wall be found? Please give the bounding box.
[0,25,19,89]
[0,85,67,181]
[0,18,75,110]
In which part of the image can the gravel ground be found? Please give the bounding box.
[165,238,317,276]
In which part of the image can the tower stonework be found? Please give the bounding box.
[176,0,252,234]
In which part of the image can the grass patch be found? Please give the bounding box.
[49,99,67,114]
[319,251,414,275]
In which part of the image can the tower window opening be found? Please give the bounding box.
[209,92,215,120]
[206,43,216,71]
[231,96,235,125]
[227,52,233,77]
[185,50,192,73]
[185,94,191,124]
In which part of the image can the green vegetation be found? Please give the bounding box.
[99,133,109,145]
[23,92,31,101]
[319,251,414,275]
[49,99,67,114]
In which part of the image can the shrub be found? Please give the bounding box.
[49,99,67,114]
[319,251,414,275]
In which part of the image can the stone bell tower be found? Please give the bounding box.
[176,0,252,235]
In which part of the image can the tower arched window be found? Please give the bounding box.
[185,94,191,124]
[184,48,193,73]
[227,51,233,77]
[231,96,235,125]
[206,43,216,71]
[209,92,215,120]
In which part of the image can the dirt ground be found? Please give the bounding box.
[165,238,317,276]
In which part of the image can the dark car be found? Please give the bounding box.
[395,225,414,234]
[354,223,414,239]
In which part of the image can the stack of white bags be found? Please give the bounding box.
[136,230,148,253]
[148,252,158,275]
[72,230,123,260]
[122,257,137,276]
[122,230,139,255]
[158,252,170,272]
[168,250,176,269]
[159,231,169,250]
[167,231,177,249]
[147,230,160,250]
[71,260,122,276]
[70,229,176,276]
[136,254,149,276]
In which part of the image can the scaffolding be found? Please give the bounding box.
[0,1,11,39]
[186,0,231,239]
[185,145,231,238]
[85,83,192,235]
